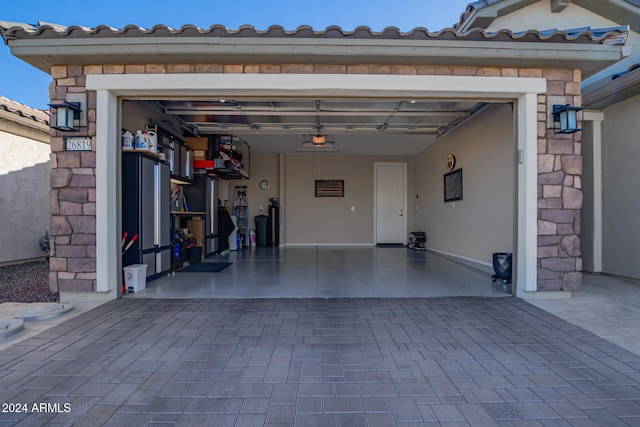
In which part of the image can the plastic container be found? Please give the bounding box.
[123,264,147,292]
[146,130,158,153]
[122,130,134,150]
[135,130,146,150]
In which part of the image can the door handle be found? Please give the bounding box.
[400,209,404,217]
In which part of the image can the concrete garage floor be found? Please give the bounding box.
[132,247,509,299]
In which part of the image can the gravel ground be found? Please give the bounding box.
[0,261,59,303]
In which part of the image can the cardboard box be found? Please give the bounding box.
[185,137,208,151]
[193,149,207,160]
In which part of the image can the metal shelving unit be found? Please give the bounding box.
[232,185,250,249]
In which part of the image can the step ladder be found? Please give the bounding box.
[232,185,250,249]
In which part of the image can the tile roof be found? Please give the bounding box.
[0,22,629,45]
[0,95,49,126]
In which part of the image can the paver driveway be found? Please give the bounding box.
[1,297,640,426]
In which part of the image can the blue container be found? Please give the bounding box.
[492,252,512,284]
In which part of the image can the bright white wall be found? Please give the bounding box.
[414,104,515,265]
[0,129,51,264]
[601,93,640,279]
[484,0,640,84]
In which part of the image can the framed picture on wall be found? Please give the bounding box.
[315,180,344,197]
[444,168,463,202]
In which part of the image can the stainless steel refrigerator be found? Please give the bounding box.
[184,172,218,257]
[122,152,172,277]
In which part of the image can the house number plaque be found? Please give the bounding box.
[65,137,92,152]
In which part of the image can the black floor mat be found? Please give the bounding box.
[178,263,232,273]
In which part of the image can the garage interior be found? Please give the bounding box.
[120,96,516,298]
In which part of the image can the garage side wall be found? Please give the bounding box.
[414,104,515,266]
[46,63,582,293]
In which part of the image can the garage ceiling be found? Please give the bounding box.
[153,98,489,155]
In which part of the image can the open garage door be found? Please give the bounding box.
[118,95,516,298]
[88,73,543,299]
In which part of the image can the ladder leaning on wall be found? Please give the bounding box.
[232,185,250,249]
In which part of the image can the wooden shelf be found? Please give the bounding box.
[171,211,206,216]
[123,149,161,158]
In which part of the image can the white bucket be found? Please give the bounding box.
[123,264,147,292]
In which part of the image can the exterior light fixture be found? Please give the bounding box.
[49,101,82,131]
[552,104,583,134]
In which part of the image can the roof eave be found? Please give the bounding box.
[583,68,640,108]
[455,0,540,32]
[7,37,626,78]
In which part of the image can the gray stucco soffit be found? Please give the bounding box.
[455,0,640,33]
[583,63,640,109]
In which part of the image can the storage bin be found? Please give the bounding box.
[123,264,148,292]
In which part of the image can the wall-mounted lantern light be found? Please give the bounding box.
[49,101,82,131]
[552,104,583,134]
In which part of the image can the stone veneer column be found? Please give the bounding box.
[48,65,97,292]
[47,63,582,293]
[537,69,583,291]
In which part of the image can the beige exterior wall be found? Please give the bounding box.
[47,62,583,292]
[600,93,640,279]
[0,123,50,264]
[414,103,515,267]
[482,0,640,86]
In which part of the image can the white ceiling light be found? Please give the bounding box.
[296,141,338,152]
[312,134,326,145]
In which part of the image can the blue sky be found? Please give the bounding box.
[0,0,471,110]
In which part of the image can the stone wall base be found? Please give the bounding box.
[60,290,116,304]
[521,290,573,300]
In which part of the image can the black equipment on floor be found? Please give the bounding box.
[255,215,268,247]
[491,252,512,284]
[267,198,280,247]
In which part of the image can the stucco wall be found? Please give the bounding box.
[483,0,640,86]
[414,104,515,266]
[601,93,640,279]
[0,128,50,264]
[283,155,413,244]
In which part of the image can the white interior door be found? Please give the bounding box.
[375,163,407,244]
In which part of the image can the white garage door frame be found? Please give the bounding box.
[87,73,545,299]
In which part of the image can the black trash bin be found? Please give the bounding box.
[255,215,268,247]
[492,252,512,284]
[189,246,203,264]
